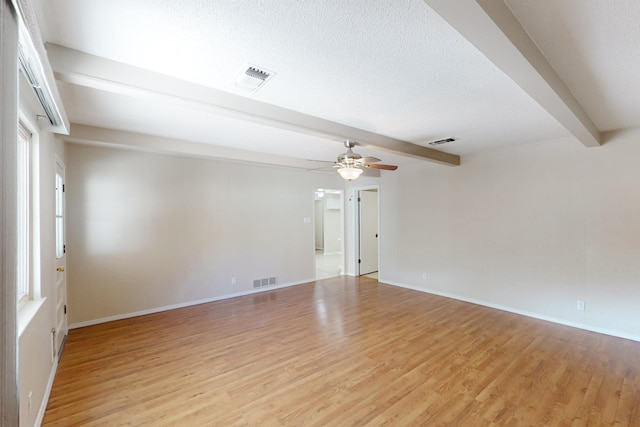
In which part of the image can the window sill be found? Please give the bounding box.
[18,297,46,338]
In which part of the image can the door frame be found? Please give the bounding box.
[1,0,19,422]
[313,188,345,279]
[54,155,67,358]
[353,185,380,276]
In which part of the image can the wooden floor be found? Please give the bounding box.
[43,277,640,426]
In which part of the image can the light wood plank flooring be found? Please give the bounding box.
[43,277,640,426]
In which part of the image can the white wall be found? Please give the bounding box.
[65,143,342,325]
[380,132,640,341]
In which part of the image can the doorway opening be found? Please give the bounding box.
[314,188,344,280]
[357,188,379,279]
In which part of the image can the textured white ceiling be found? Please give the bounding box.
[31,0,638,165]
[505,0,640,132]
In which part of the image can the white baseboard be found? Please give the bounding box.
[34,355,58,427]
[70,276,640,342]
[69,278,315,329]
[380,278,640,343]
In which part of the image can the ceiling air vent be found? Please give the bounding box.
[234,64,275,92]
[428,138,455,146]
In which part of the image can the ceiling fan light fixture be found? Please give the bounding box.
[337,166,363,181]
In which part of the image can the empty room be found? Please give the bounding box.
[2,0,639,426]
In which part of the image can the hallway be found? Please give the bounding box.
[315,251,342,280]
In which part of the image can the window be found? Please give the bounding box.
[17,120,32,307]
[55,171,64,259]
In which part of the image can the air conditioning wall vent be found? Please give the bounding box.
[253,276,278,288]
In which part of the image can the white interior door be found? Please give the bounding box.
[54,160,67,357]
[358,189,378,275]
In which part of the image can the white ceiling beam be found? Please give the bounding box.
[66,124,380,175]
[424,0,601,148]
[47,44,460,166]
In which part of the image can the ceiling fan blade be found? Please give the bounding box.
[365,163,398,171]
[361,156,381,163]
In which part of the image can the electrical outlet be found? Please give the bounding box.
[231,276,237,285]
[422,272,427,280]
[577,300,585,311]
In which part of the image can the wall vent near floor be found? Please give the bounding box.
[254,276,278,288]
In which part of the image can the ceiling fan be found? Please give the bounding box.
[335,140,398,180]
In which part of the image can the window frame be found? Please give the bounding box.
[16,119,31,308]
[16,114,39,310]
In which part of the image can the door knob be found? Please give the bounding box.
[56,266,65,272]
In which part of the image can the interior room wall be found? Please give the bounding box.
[65,143,342,326]
[380,132,640,341]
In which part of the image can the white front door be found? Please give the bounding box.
[54,160,67,357]
[358,189,378,275]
